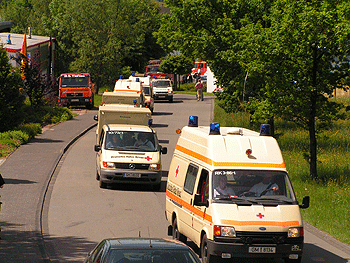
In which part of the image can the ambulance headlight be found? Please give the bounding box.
[214,225,236,237]
[288,227,303,238]
[102,161,115,168]
[149,164,161,170]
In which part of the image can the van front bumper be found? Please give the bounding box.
[100,168,162,185]
[207,238,303,260]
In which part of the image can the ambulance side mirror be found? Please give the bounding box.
[161,146,167,154]
[94,145,101,152]
[299,196,310,209]
[94,115,98,121]
[193,194,209,207]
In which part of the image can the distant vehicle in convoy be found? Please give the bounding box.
[151,77,173,103]
[84,238,201,263]
[191,61,207,78]
[145,60,167,79]
[129,73,154,113]
[93,104,166,189]
[58,73,95,109]
[166,116,309,263]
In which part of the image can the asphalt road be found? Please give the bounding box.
[1,94,350,263]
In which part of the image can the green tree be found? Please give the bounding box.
[159,0,350,179]
[159,54,193,90]
[0,48,25,132]
[49,0,165,87]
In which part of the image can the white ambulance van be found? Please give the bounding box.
[94,104,167,189]
[102,91,144,107]
[165,116,309,263]
[151,77,173,102]
[129,73,154,112]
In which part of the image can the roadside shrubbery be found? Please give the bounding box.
[0,107,73,158]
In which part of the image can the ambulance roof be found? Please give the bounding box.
[114,79,143,92]
[103,124,154,132]
[176,125,285,170]
[99,104,151,114]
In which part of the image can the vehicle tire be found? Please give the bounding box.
[172,218,187,243]
[99,180,107,189]
[169,96,173,103]
[96,170,100,181]
[200,234,209,263]
[284,257,302,263]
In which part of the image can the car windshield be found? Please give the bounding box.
[105,131,157,152]
[61,76,89,87]
[146,66,161,73]
[152,81,171,87]
[212,170,297,204]
[106,249,200,263]
[143,87,151,95]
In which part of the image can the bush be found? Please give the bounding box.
[17,123,42,140]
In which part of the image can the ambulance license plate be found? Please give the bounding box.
[71,99,79,102]
[249,247,276,253]
[123,173,141,178]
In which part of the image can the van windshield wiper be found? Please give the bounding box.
[255,198,295,204]
[214,196,260,205]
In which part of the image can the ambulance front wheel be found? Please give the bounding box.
[172,218,186,243]
[200,234,219,263]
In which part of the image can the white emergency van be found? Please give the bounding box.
[93,104,167,189]
[102,91,144,107]
[165,116,309,263]
[129,73,154,112]
[151,77,173,102]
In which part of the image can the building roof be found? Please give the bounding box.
[0,33,52,53]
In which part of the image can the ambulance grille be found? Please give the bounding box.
[114,163,150,170]
[214,232,303,244]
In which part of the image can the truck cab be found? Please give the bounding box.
[58,73,95,109]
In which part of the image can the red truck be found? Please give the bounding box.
[58,73,95,109]
[145,60,174,81]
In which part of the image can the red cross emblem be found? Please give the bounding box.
[256,213,265,219]
[175,165,180,178]
[145,156,152,161]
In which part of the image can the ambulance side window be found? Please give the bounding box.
[197,169,209,203]
[184,164,199,195]
[99,131,105,146]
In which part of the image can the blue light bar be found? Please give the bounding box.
[148,119,153,126]
[133,99,137,105]
[209,122,220,135]
[132,72,135,76]
[136,78,140,82]
[260,124,271,136]
[188,116,198,127]
[120,75,124,79]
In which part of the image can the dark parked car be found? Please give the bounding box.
[84,237,201,263]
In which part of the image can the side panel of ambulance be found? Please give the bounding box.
[165,117,309,263]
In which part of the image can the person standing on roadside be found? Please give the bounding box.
[195,78,203,101]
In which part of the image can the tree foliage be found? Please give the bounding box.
[159,0,350,179]
[0,48,25,132]
[159,54,193,89]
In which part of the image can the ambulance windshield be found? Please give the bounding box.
[105,131,157,152]
[212,170,297,204]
